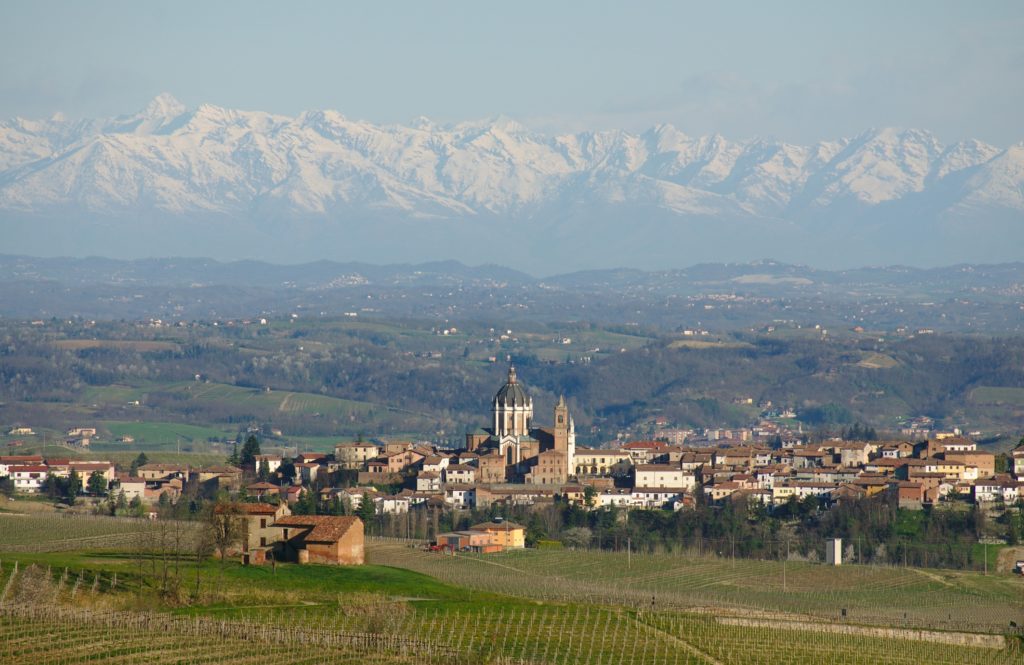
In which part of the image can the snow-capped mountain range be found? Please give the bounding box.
[1,94,1021,271]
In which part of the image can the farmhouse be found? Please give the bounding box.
[272,515,364,565]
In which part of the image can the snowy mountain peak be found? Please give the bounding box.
[0,97,1021,271]
[141,93,187,119]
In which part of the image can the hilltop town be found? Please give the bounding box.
[4,367,1024,561]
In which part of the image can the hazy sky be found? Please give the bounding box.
[1,1,1021,145]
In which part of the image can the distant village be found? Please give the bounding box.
[3,367,1024,561]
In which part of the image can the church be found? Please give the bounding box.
[465,366,575,485]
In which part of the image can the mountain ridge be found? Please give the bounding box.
[1,94,1021,272]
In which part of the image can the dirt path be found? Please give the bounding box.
[907,567,957,588]
[631,612,723,665]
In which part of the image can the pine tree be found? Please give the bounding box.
[240,435,261,468]
[357,494,376,527]
[129,452,148,476]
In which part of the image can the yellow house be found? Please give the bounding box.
[470,520,526,548]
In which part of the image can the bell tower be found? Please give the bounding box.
[553,395,569,452]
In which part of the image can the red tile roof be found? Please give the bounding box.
[273,515,361,543]
[214,502,280,515]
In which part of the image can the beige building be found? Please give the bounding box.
[333,443,379,470]
[470,520,526,548]
[575,448,631,476]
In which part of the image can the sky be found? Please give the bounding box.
[0,0,1021,145]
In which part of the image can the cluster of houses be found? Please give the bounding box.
[312,370,1024,514]
[0,454,245,503]
[0,455,116,493]
[318,433,1024,515]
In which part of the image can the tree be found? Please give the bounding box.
[562,526,593,550]
[130,452,149,476]
[66,470,82,503]
[128,495,147,518]
[257,459,270,482]
[278,457,296,483]
[0,475,14,497]
[206,502,244,592]
[994,453,1009,474]
[227,440,240,466]
[240,435,261,468]
[293,487,318,515]
[87,471,107,496]
[356,495,376,529]
[583,485,597,508]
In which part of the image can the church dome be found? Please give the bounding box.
[493,366,530,407]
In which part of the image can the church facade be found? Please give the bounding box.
[465,366,575,485]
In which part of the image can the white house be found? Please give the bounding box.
[443,464,476,485]
[416,472,441,492]
[634,464,695,491]
[445,485,476,509]
[8,465,48,492]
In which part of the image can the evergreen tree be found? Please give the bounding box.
[87,471,107,496]
[66,470,82,504]
[228,441,240,466]
[356,495,376,526]
[129,452,148,476]
[257,459,270,481]
[278,458,296,483]
[240,435,261,468]
[294,487,318,515]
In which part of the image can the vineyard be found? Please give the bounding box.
[0,513,199,553]
[0,516,1023,664]
[364,540,1024,634]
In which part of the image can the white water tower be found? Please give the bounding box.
[826,538,842,566]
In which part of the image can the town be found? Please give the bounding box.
[4,367,1023,564]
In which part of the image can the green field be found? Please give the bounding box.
[971,386,1024,406]
[1,511,1023,664]
[102,420,232,444]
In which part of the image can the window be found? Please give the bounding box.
[260,537,266,547]
[260,518,266,528]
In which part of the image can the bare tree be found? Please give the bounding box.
[206,502,243,593]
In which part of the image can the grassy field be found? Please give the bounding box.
[102,420,232,444]
[1,515,1023,664]
[970,386,1024,406]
